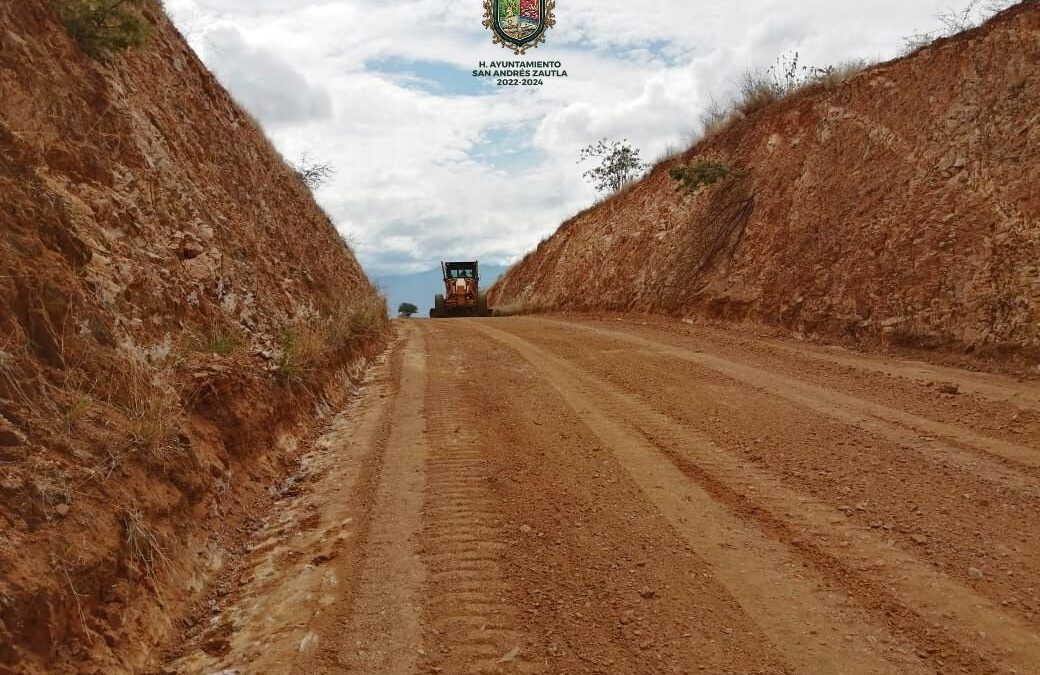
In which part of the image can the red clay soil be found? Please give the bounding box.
[490,2,1040,368]
[165,316,1040,675]
[0,2,386,673]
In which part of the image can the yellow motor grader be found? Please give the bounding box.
[429,261,493,318]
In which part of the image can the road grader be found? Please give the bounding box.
[429,261,493,318]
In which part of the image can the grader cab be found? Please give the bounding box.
[430,261,492,318]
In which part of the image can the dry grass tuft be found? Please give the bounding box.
[0,339,38,414]
[62,393,93,434]
[811,60,869,90]
[52,550,91,637]
[122,506,170,583]
[279,293,387,382]
[277,323,326,383]
[698,98,742,141]
[345,293,388,339]
[651,144,685,168]
[698,54,870,146]
[170,324,247,361]
[30,460,74,517]
[205,326,244,356]
[123,362,178,459]
[327,293,388,347]
[736,71,782,116]
[490,304,525,318]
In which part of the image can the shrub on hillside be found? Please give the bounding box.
[55,0,152,58]
[670,160,740,195]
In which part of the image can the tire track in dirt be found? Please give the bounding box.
[478,320,1040,673]
[471,321,933,675]
[418,322,537,674]
[591,316,1040,444]
[765,341,1040,411]
[540,319,1040,480]
[165,316,1039,674]
[424,323,795,674]
[510,324,1040,629]
[309,321,429,674]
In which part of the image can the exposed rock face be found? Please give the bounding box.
[491,3,1039,362]
[0,2,385,672]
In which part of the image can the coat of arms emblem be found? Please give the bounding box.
[483,0,556,54]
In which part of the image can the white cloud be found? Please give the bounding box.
[198,25,333,125]
[164,0,999,274]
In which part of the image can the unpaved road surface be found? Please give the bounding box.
[165,315,1040,674]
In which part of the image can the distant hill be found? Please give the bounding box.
[376,264,508,317]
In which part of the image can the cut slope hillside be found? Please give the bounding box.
[490,2,1039,364]
[0,2,386,673]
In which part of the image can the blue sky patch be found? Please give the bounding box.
[366,56,493,96]
[469,125,545,173]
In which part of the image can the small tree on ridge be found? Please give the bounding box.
[578,139,649,194]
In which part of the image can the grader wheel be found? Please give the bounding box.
[429,294,446,318]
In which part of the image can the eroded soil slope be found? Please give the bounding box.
[0,2,385,672]
[491,2,1040,363]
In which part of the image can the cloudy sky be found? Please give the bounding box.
[164,0,1001,276]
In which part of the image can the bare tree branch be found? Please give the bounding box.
[292,154,335,190]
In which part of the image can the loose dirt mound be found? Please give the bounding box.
[0,2,386,672]
[490,2,1039,364]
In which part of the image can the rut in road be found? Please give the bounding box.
[418,321,537,673]
[539,319,1040,476]
[416,322,794,674]
[504,317,1040,618]
[472,320,1040,675]
[317,323,429,673]
[473,322,929,674]
[164,316,1040,675]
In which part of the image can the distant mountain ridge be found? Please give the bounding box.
[376,264,508,316]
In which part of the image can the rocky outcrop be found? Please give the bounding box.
[0,2,385,672]
[491,2,1039,364]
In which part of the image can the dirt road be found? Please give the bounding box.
[165,315,1040,675]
